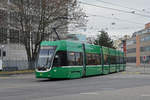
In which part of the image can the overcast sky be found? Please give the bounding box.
[76,0,150,39]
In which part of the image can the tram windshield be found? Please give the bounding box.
[37,46,56,69]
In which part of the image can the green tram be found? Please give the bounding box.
[35,40,126,79]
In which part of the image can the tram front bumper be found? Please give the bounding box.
[35,71,51,78]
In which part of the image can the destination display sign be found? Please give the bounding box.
[41,46,56,50]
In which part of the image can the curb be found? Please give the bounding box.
[122,72,150,75]
[0,70,34,76]
[122,72,141,74]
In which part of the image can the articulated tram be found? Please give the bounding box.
[35,40,126,79]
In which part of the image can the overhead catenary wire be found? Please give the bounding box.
[79,1,150,18]
[87,13,144,26]
[96,0,150,14]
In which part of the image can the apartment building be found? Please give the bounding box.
[126,23,150,66]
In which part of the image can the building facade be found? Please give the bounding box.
[114,35,130,51]
[0,0,69,70]
[126,23,150,66]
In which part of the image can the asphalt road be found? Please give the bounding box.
[1,66,150,100]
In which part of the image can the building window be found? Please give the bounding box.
[126,40,136,46]
[126,57,136,63]
[3,51,6,57]
[127,48,136,53]
[140,36,150,42]
[10,29,19,43]
[0,49,6,57]
[0,28,7,44]
[141,46,150,52]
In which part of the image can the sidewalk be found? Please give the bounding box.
[125,64,150,74]
[127,63,150,68]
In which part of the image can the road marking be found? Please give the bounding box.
[122,72,127,74]
[0,77,10,79]
[135,72,140,74]
[80,92,99,95]
[141,94,150,97]
[101,88,115,90]
[122,72,141,74]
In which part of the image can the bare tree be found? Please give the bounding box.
[7,0,86,69]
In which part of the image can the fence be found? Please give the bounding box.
[3,60,29,71]
[0,43,35,71]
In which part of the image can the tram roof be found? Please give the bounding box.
[40,40,124,55]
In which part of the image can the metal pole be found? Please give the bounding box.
[1,47,3,62]
[144,60,145,73]
[53,28,60,40]
[1,46,4,69]
[0,47,2,59]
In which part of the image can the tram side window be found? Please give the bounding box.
[96,54,101,65]
[86,53,92,65]
[75,52,83,65]
[123,57,126,64]
[53,51,67,67]
[121,56,126,64]
[103,55,109,65]
[119,56,121,64]
[120,56,125,64]
[116,56,118,64]
[110,55,116,64]
[121,56,123,64]
[68,52,83,66]
[114,56,117,64]
[86,53,101,65]
[116,56,120,64]
[120,57,123,64]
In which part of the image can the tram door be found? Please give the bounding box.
[82,44,86,77]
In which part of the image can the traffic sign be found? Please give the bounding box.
[143,56,146,61]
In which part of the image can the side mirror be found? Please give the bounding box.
[53,55,60,67]
[55,55,59,58]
